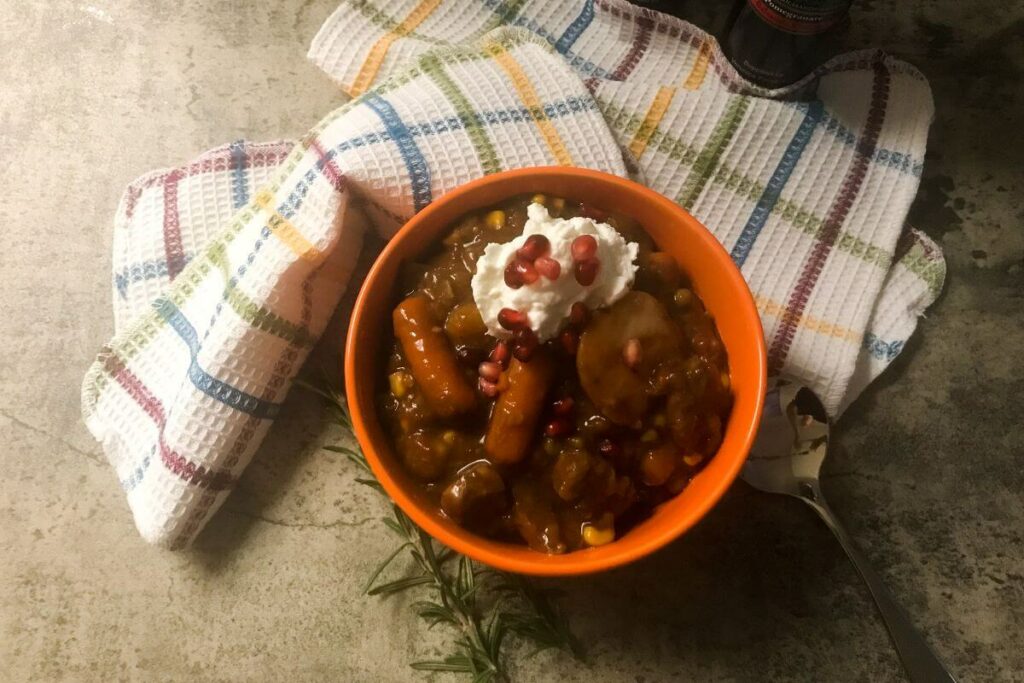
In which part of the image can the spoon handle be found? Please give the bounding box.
[799,482,957,683]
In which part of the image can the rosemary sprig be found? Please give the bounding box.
[300,380,583,681]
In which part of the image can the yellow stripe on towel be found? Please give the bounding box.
[755,295,860,343]
[682,39,713,91]
[629,40,712,160]
[349,0,442,96]
[488,43,574,166]
[254,191,324,265]
[628,85,676,159]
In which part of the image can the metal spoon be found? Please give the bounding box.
[742,381,957,683]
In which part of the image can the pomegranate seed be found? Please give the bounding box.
[478,377,499,398]
[489,341,510,367]
[498,308,529,331]
[510,258,539,286]
[574,258,600,286]
[570,234,598,261]
[511,327,539,361]
[534,256,561,280]
[517,234,550,261]
[559,329,578,355]
[478,361,501,382]
[552,397,574,415]
[569,301,589,327]
[579,203,608,222]
[623,338,642,369]
[503,260,524,289]
[544,418,573,438]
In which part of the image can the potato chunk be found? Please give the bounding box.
[576,292,683,425]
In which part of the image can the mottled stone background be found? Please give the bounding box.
[1,1,1020,681]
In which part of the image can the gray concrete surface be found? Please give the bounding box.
[1,1,1021,681]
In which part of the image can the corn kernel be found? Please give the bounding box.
[485,209,506,230]
[531,193,547,205]
[582,514,615,547]
[683,453,704,467]
[652,413,666,428]
[641,429,659,443]
[550,197,565,217]
[389,371,412,397]
[582,525,614,547]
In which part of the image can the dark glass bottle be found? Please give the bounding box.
[724,0,852,88]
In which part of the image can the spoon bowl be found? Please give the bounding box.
[743,382,829,498]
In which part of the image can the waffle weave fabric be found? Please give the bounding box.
[82,0,943,548]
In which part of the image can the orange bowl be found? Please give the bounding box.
[346,167,766,576]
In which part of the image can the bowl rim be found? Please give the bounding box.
[345,167,766,576]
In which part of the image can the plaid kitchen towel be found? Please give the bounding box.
[83,0,944,548]
[83,29,628,547]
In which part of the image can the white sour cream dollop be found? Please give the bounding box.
[471,202,639,342]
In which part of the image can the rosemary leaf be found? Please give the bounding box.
[354,477,385,492]
[411,600,458,628]
[366,574,435,596]
[456,555,477,604]
[410,659,474,673]
[364,543,412,594]
[394,504,416,537]
[381,518,405,536]
[485,609,508,662]
[321,443,361,458]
